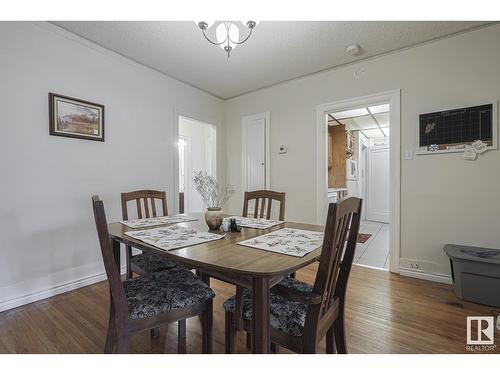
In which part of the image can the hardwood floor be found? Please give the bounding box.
[0,264,498,354]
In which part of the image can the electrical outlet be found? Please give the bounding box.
[410,263,420,270]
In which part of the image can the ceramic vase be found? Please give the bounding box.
[205,207,223,230]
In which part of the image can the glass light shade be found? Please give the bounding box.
[245,20,259,28]
[216,22,240,50]
[196,20,214,29]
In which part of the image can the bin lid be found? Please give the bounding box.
[444,244,500,265]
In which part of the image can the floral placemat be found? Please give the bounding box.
[120,215,198,229]
[125,225,225,251]
[227,216,285,229]
[238,228,323,257]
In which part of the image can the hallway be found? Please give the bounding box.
[355,220,390,269]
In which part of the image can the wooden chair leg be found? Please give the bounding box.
[150,327,160,339]
[115,329,130,354]
[326,326,335,354]
[225,311,236,354]
[104,309,116,353]
[334,310,347,354]
[202,300,213,354]
[246,332,252,350]
[303,342,317,354]
[178,319,187,354]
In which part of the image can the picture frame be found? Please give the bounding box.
[49,93,105,142]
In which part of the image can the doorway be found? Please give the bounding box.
[316,90,400,273]
[330,103,390,270]
[178,116,216,213]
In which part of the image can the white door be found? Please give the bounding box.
[243,113,269,192]
[366,145,390,223]
[359,143,368,220]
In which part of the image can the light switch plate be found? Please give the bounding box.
[404,150,413,160]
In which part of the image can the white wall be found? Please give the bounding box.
[223,24,500,279]
[0,22,223,311]
[179,117,217,212]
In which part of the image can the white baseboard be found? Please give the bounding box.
[399,267,453,285]
[0,266,126,313]
[0,262,452,313]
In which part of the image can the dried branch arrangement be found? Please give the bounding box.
[193,170,235,209]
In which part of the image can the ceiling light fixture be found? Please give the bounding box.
[345,44,362,56]
[197,21,257,58]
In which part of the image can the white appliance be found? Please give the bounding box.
[327,191,338,204]
[327,188,348,204]
[346,159,358,180]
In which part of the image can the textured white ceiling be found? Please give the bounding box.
[52,21,490,99]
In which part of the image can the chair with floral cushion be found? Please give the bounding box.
[121,190,180,279]
[92,195,214,354]
[122,190,187,339]
[224,197,362,354]
[241,189,288,349]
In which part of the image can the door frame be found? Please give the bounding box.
[359,139,369,220]
[315,90,401,273]
[178,135,191,213]
[365,144,390,223]
[174,114,218,214]
[242,112,271,195]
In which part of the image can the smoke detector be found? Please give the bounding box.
[345,44,362,56]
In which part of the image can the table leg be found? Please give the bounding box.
[196,270,210,286]
[252,277,270,354]
[105,238,121,353]
[112,238,121,273]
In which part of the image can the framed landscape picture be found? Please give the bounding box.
[49,93,105,141]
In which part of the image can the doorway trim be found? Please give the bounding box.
[178,135,191,213]
[241,112,271,194]
[315,89,401,273]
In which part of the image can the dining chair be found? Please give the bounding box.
[241,189,287,349]
[242,190,286,221]
[122,190,185,339]
[92,195,214,354]
[121,190,180,279]
[224,197,362,354]
[241,189,288,349]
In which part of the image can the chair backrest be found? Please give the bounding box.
[310,197,362,323]
[92,196,127,315]
[121,190,168,220]
[242,190,286,221]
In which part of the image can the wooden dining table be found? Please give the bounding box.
[107,213,323,354]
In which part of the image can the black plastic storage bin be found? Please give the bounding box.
[444,244,500,307]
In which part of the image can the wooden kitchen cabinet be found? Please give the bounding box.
[328,124,347,188]
[328,130,333,169]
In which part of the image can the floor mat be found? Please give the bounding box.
[357,233,372,243]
